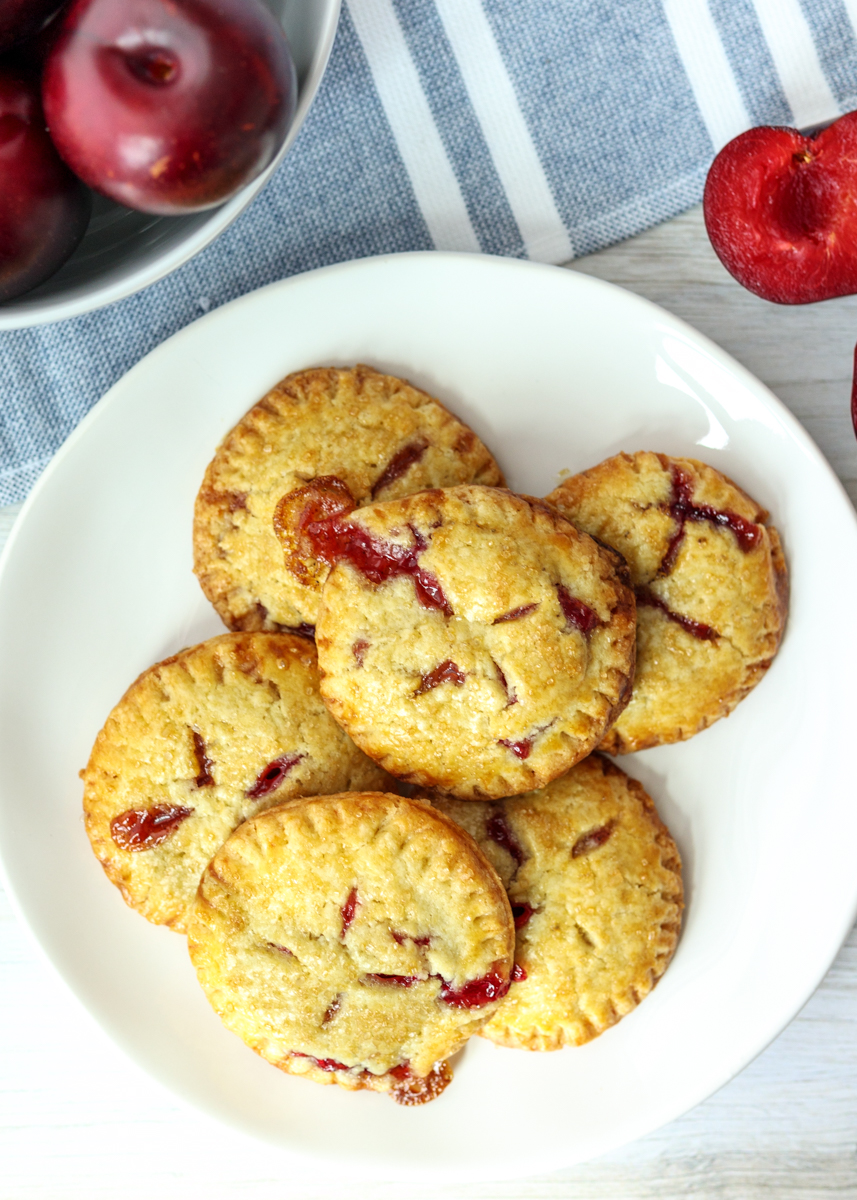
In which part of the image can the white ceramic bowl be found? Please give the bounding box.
[0,0,341,330]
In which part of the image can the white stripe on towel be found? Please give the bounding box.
[347,0,481,252]
[750,0,839,128]
[662,0,751,151]
[434,0,574,263]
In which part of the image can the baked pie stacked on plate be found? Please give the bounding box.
[82,367,787,1103]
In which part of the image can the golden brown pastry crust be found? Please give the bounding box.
[316,485,636,799]
[82,633,388,931]
[193,364,504,632]
[187,792,515,1099]
[431,755,683,1050]
[546,452,788,753]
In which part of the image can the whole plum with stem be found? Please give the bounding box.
[42,0,297,215]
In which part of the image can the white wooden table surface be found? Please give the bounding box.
[2,208,856,1199]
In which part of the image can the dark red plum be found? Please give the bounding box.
[0,0,64,52]
[0,69,90,303]
[42,0,297,215]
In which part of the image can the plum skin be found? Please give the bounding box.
[0,68,91,303]
[41,0,297,216]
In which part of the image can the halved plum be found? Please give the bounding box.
[704,112,857,304]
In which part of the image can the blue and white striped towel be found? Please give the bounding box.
[2,0,856,504]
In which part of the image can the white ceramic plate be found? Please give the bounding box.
[1,253,856,1183]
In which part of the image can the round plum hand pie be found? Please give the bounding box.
[195,365,503,634]
[82,632,388,930]
[546,452,787,754]
[187,792,515,1103]
[313,485,636,799]
[430,755,684,1050]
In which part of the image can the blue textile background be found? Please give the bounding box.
[2,0,856,504]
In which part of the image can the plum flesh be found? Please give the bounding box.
[704,112,857,304]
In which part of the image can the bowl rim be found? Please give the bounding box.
[0,0,342,331]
